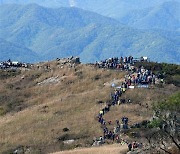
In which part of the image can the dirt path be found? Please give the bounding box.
[52,144,128,154]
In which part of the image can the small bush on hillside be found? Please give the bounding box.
[154,92,180,112]
[93,75,101,80]
[0,107,5,116]
[148,119,162,128]
[63,128,69,132]
[6,84,14,89]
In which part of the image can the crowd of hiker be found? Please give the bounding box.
[95,56,149,71]
[95,56,157,86]
[93,56,161,150]
[95,56,134,70]
[0,59,29,69]
[124,66,156,85]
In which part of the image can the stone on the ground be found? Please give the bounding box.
[63,139,75,144]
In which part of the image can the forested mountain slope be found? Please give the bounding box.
[119,1,180,31]
[0,38,40,62]
[0,4,179,63]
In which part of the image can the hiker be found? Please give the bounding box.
[98,117,102,123]
[99,110,103,115]
[102,108,105,114]
[99,136,104,142]
[113,127,117,134]
[121,98,125,104]
[116,120,119,125]
[100,118,104,124]
[132,141,138,149]
[120,123,124,129]
[116,135,120,142]
[128,143,132,151]
[116,125,120,132]
[112,101,115,106]
[122,117,128,125]
[108,131,112,139]
[98,113,102,118]
[105,106,110,112]
[112,133,115,141]
[123,124,128,129]
[124,117,128,124]
[108,120,112,125]
[127,99,131,103]
[138,143,143,149]
[114,94,119,102]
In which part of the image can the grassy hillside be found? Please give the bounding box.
[0,61,179,153]
[53,144,128,154]
[0,4,180,64]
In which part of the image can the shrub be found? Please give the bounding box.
[0,106,6,116]
[148,119,162,128]
[154,92,180,112]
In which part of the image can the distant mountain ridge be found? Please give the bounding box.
[0,4,180,64]
[0,0,174,18]
[119,1,180,31]
[0,0,179,31]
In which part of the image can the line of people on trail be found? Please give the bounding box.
[93,57,163,149]
[94,61,139,145]
[94,87,130,145]
[94,83,143,150]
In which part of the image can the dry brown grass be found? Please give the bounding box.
[0,62,125,153]
[0,61,179,153]
[52,144,128,154]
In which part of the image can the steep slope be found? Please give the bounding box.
[120,1,180,31]
[0,38,40,62]
[0,4,180,64]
